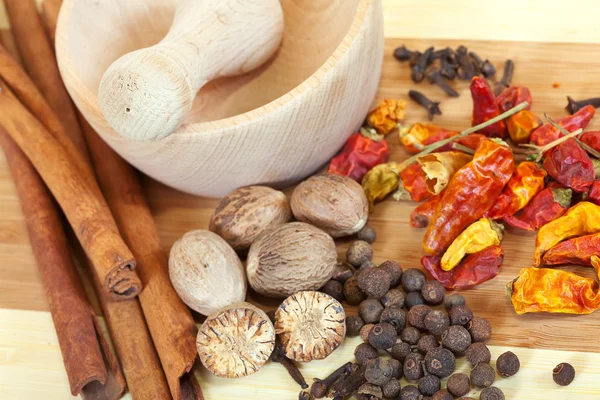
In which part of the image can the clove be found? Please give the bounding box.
[565,96,600,114]
[427,69,459,97]
[271,343,308,389]
[469,51,496,78]
[494,59,514,95]
[455,45,476,81]
[310,362,352,398]
[331,363,367,397]
[298,392,311,400]
[408,51,423,68]
[411,46,434,83]
[393,45,417,62]
[408,90,442,121]
[439,48,458,80]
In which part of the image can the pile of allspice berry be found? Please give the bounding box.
[307,231,521,400]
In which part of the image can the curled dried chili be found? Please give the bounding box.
[496,86,532,113]
[485,161,547,220]
[423,139,515,255]
[399,163,431,202]
[580,131,600,152]
[470,76,506,138]
[328,132,390,182]
[362,162,399,210]
[543,138,595,193]
[503,187,572,231]
[410,193,442,228]
[507,110,542,144]
[417,151,472,195]
[542,232,600,267]
[400,123,459,153]
[422,245,504,289]
[587,180,600,205]
[530,105,595,146]
[368,99,407,135]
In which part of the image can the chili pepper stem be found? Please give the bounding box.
[576,138,600,159]
[450,142,475,155]
[520,113,584,162]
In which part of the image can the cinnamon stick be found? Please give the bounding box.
[40,0,61,44]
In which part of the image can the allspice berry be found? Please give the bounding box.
[382,288,406,308]
[365,358,394,386]
[401,327,421,345]
[389,359,402,378]
[407,304,432,331]
[417,335,440,355]
[400,385,421,400]
[405,291,425,309]
[358,382,383,398]
[401,268,426,292]
[360,261,376,270]
[354,342,379,365]
[382,378,401,399]
[470,363,496,388]
[432,390,454,400]
[346,315,365,337]
[347,240,374,268]
[320,279,344,303]
[468,317,492,343]
[442,325,472,354]
[480,387,505,400]
[496,351,520,377]
[380,306,406,332]
[424,347,456,378]
[421,281,445,305]
[553,362,575,386]
[357,266,391,298]
[465,342,491,367]
[360,324,375,342]
[343,276,366,305]
[368,323,398,350]
[357,224,377,244]
[403,352,424,381]
[419,375,441,396]
[380,260,403,287]
[444,293,466,310]
[390,341,412,362]
[448,305,473,326]
[359,298,384,323]
[331,261,355,283]
[447,373,470,397]
[424,310,450,336]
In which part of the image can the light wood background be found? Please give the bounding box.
[3,1,600,399]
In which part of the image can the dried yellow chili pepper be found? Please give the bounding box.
[368,99,406,135]
[417,151,472,195]
[533,202,600,266]
[362,162,399,211]
[441,218,503,271]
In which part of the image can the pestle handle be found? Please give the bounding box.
[98,0,284,141]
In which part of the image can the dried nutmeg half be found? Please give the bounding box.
[196,302,275,378]
[291,174,369,238]
[209,186,292,251]
[275,291,346,362]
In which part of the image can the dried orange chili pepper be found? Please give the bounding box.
[441,218,503,271]
[542,232,600,266]
[328,132,390,182]
[399,163,431,202]
[417,151,472,195]
[503,187,572,231]
[533,202,600,266]
[422,245,504,289]
[507,110,542,144]
[448,134,487,152]
[496,86,533,113]
[587,180,600,205]
[485,161,547,220]
[362,162,399,210]
[530,105,596,146]
[368,99,407,135]
[410,192,443,228]
[400,123,459,153]
[543,138,595,193]
[470,77,506,138]
[423,139,515,256]
[580,131,600,152]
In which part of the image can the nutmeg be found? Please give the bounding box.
[290,174,369,237]
[246,222,337,297]
[209,186,291,251]
[169,230,247,315]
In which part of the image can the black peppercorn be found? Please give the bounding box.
[380,305,406,332]
[405,291,425,309]
[468,317,492,343]
[403,353,424,381]
[359,299,384,324]
[444,293,466,310]
[354,343,379,366]
[447,373,470,397]
[421,280,445,305]
[380,260,403,287]
[346,240,373,267]
[448,305,473,326]
[320,279,344,303]
[343,276,366,306]
[496,351,520,377]
[382,378,401,399]
[382,288,405,308]
[360,324,374,342]
[480,386,505,400]
[401,327,421,345]
[553,362,575,386]
[389,359,402,378]
[400,385,421,400]
[401,268,426,292]
[407,305,432,331]
[346,315,365,337]
[432,389,454,400]
[390,341,412,362]
[368,323,398,350]
[470,363,496,388]
[419,374,441,396]
[358,267,391,298]
[417,335,439,355]
[365,358,394,386]
[424,310,450,336]
[442,325,471,354]
[424,347,456,378]
[357,224,377,244]
[465,342,491,367]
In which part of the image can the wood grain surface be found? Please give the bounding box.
[2,33,600,400]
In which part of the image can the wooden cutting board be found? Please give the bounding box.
[2,34,600,399]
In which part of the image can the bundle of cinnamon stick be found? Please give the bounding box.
[0,0,203,399]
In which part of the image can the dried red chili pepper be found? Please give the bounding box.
[485,161,547,220]
[328,132,389,182]
[400,123,459,154]
[580,131,600,152]
[543,138,595,193]
[422,245,504,289]
[423,139,515,255]
[587,181,600,205]
[542,232,600,267]
[470,76,506,138]
[503,187,572,231]
[399,163,432,202]
[496,86,533,113]
[530,105,596,146]
[410,192,443,228]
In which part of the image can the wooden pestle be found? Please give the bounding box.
[98,0,283,141]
